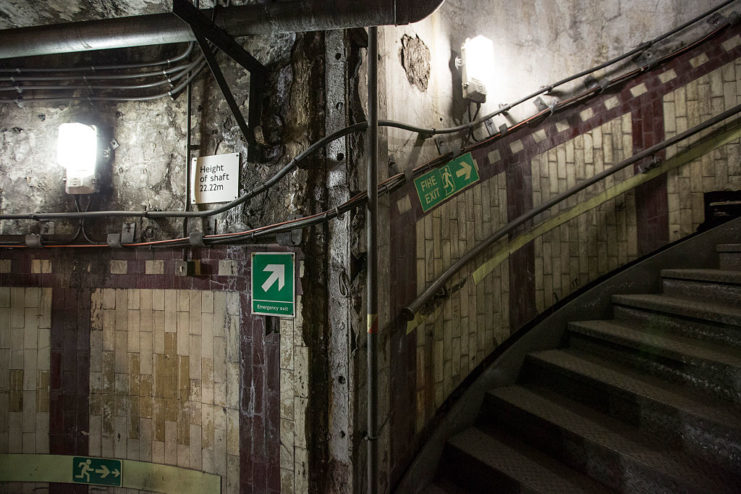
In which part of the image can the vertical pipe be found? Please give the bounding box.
[184,2,199,241]
[366,26,379,494]
[183,69,193,239]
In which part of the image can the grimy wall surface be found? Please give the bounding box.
[0,247,312,494]
[372,4,741,490]
[0,4,332,492]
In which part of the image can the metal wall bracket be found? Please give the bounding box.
[173,0,267,161]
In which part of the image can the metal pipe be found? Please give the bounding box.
[366,25,379,494]
[0,0,444,60]
[402,102,741,319]
[183,57,194,238]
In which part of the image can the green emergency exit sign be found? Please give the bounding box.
[72,457,122,487]
[414,152,480,212]
[251,252,295,317]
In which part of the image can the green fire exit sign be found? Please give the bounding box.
[72,457,122,487]
[414,152,480,212]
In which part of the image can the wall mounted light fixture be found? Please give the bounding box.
[461,35,494,103]
[57,122,99,194]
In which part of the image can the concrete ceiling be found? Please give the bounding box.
[0,0,255,29]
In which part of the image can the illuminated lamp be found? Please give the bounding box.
[461,35,494,103]
[57,122,99,194]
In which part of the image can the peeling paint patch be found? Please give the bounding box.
[401,35,431,92]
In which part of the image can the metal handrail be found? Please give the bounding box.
[401,103,741,320]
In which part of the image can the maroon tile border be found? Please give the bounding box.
[0,245,294,494]
[388,193,419,486]
[632,102,669,255]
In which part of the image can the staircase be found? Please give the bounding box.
[428,244,741,494]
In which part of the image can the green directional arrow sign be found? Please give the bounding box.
[251,252,295,317]
[72,457,122,487]
[414,152,480,212]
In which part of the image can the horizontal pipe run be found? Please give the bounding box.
[0,0,444,59]
[401,103,741,319]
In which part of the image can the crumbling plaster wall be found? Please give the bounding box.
[381,0,720,166]
[0,31,305,241]
[0,0,242,30]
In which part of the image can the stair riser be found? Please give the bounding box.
[566,331,741,405]
[611,296,741,327]
[481,393,702,494]
[440,444,531,494]
[612,305,741,348]
[661,278,741,306]
[521,357,741,473]
[719,252,741,271]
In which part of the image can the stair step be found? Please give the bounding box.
[612,302,741,349]
[420,478,471,494]
[482,386,741,494]
[567,320,741,403]
[718,243,741,271]
[522,349,741,472]
[611,294,741,327]
[661,269,741,304]
[662,268,741,285]
[442,426,608,493]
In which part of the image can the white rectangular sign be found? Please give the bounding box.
[190,153,239,204]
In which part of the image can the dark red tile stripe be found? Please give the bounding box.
[388,193,419,486]
[0,246,287,494]
[632,100,669,255]
[506,159,537,332]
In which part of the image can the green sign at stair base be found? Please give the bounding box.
[251,252,295,317]
[73,457,122,487]
[414,152,480,212]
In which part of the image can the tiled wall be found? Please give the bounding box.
[0,287,51,494]
[0,247,293,494]
[88,288,241,493]
[412,173,509,432]
[385,22,741,486]
[278,295,309,494]
[531,114,638,312]
[665,58,741,241]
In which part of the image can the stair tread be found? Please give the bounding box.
[569,319,741,368]
[611,293,741,325]
[717,244,741,252]
[661,268,741,285]
[528,348,741,426]
[487,386,739,492]
[448,426,607,493]
[420,479,470,494]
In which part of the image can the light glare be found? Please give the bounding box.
[57,122,97,176]
[462,35,494,103]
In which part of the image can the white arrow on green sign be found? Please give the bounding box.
[251,252,295,317]
[414,152,480,212]
[72,457,122,487]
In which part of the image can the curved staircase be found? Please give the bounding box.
[427,243,741,493]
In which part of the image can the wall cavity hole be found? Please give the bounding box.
[336,153,345,161]
[335,52,342,60]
